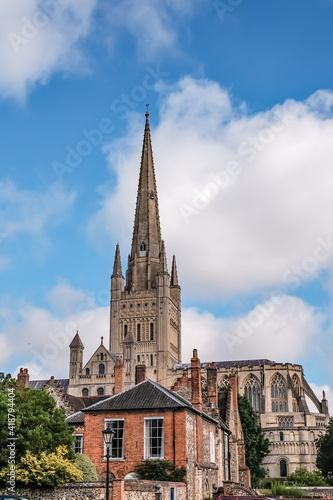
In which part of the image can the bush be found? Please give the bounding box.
[134,460,186,482]
[270,481,304,498]
[287,468,328,486]
[75,453,98,482]
[0,445,83,487]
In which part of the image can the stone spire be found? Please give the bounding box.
[130,110,162,261]
[126,110,163,291]
[112,243,123,277]
[69,331,84,348]
[171,255,179,286]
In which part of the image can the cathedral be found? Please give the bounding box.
[65,111,329,479]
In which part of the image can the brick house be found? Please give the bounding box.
[67,352,229,499]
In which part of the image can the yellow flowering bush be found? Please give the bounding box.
[0,445,83,487]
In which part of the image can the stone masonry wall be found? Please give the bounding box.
[0,480,187,500]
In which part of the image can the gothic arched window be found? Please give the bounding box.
[124,324,128,338]
[140,242,146,251]
[100,353,104,361]
[85,368,90,376]
[150,354,154,366]
[99,363,105,375]
[97,387,104,396]
[82,388,88,397]
[271,373,288,412]
[150,323,154,341]
[137,324,141,341]
[244,374,260,412]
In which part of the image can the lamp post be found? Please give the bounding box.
[102,427,116,500]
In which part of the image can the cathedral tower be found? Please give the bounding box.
[109,111,181,385]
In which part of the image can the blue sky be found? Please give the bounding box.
[1,0,333,406]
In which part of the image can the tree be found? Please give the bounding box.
[134,460,186,482]
[237,394,270,484]
[316,418,333,483]
[287,468,327,486]
[0,374,74,469]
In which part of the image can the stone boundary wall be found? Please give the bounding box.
[0,480,187,500]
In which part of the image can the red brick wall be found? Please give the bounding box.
[84,409,188,479]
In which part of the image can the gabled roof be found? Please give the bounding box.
[82,343,118,370]
[82,379,218,424]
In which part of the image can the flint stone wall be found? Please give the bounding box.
[0,480,186,500]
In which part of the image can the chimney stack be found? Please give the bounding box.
[191,349,202,412]
[207,362,218,408]
[135,363,146,385]
[17,368,30,388]
[114,359,125,394]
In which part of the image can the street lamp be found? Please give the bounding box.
[102,427,116,500]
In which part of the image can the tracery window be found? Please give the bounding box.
[278,416,294,428]
[218,375,230,389]
[244,374,260,412]
[271,373,288,412]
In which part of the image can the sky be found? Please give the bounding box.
[1,0,333,409]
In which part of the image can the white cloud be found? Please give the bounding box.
[181,295,324,364]
[87,78,333,298]
[309,383,332,415]
[0,333,12,364]
[3,283,109,379]
[0,180,76,242]
[103,0,200,60]
[0,0,97,99]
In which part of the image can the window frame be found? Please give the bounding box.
[74,434,83,454]
[144,417,164,460]
[104,418,125,461]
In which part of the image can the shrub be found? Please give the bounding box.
[287,467,328,486]
[134,460,186,482]
[270,481,304,498]
[0,445,83,487]
[75,453,98,482]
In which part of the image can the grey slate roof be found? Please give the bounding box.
[29,378,69,392]
[175,359,276,370]
[66,411,85,425]
[82,379,219,426]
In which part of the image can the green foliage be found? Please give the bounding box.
[287,467,328,486]
[0,374,74,469]
[75,453,98,482]
[316,418,333,481]
[0,445,83,487]
[237,395,270,486]
[134,460,186,482]
[270,481,304,497]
